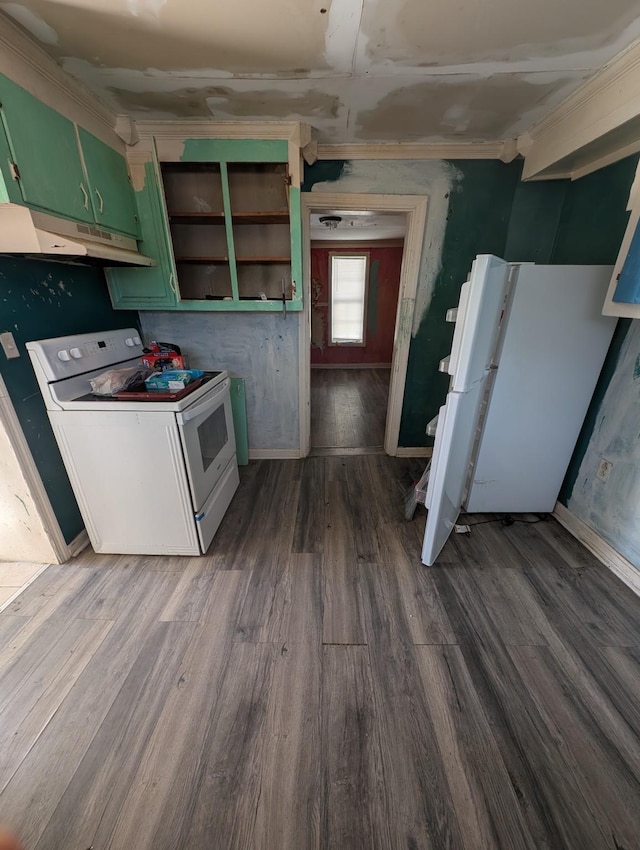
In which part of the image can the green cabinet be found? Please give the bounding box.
[107,160,178,309]
[107,137,304,312]
[78,127,139,237]
[0,76,94,224]
[0,74,138,237]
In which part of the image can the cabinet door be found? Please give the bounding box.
[78,127,139,237]
[107,160,178,309]
[0,75,93,222]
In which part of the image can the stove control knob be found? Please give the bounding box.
[57,349,71,361]
[125,337,135,347]
[133,335,142,345]
[70,347,83,359]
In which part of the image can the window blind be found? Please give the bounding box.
[330,255,368,344]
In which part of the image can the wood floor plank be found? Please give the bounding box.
[180,642,276,850]
[322,480,366,645]
[510,644,640,850]
[0,571,179,849]
[159,562,216,622]
[363,570,466,848]
[415,645,536,850]
[0,458,640,849]
[0,619,112,794]
[321,645,390,850]
[377,522,457,645]
[253,636,322,850]
[234,480,300,642]
[310,369,389,449]
[344,456,383,561]
[433,567,620,849]
[106,570,251,850]
[292,457,327,554]
[33,620,196,850]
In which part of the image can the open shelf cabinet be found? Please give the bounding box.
[159,150,301,311]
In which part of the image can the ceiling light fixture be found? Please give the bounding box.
[319,215,342,230]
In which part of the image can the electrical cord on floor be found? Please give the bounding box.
[458,513,549,529]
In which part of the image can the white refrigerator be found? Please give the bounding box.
[421,256,617,566]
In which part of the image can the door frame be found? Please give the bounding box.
[299,192,429,456]
[0,374,88,563]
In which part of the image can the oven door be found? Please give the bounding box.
[176,378,237,511]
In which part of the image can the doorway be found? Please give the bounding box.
[299,193,429,457]
[309,218,405,452]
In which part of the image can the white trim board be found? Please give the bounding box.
[553,502,640,598]
[518,39,640,181]
[248,448,301,460]
[317,141,515,162]
[0,13,122,151]
[68,530,90,558]
[395,447,433,458]
[0,374,70,564]
[0,561,51,614]
[301,193,428,459]
[310,363,391,370]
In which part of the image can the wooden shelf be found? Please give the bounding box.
[175,256,229,263]
[175,255,289,263]
[169,212,225,224]
[236,256,291,263]
[232,211,289,224]
[169,211,289,225]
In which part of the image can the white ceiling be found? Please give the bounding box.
[310,210,406,241]
[3,0,640,142]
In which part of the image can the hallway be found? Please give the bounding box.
[310,368,390,449]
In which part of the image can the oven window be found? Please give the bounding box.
[197,405,228,472]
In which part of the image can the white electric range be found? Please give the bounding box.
[27,328,239,555]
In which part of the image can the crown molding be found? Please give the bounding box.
[316,141,513,161]
[519,38,640,180]
[134,119,310,146]
[0,12,122,150]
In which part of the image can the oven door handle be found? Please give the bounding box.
[176,379,229,424]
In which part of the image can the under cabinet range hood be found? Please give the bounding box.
[0,204,154,266]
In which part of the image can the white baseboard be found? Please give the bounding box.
[67,529,90,558]
[553,502,640,597]
[395,447,433,458]
[310,363,391,370]
[309,446,385,457]
[0,561,50,613]
[249,448,301,460]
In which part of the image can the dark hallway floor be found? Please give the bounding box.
[310,367,390,449]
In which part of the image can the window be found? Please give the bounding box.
[330,253,369,345]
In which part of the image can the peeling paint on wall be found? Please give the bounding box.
[568,320,640,569]
[309,159,462,335]
[139,311,300,450]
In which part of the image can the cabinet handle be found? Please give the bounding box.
[169,273,177,295]
[80,183,89,210]
[95,188,104,214]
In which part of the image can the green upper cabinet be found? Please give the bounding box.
[107,135,304,312]
[0,74,138,238]
[78,127,139,237]
[0,75,93,223]
[106,159,178,310]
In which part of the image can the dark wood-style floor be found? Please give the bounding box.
[310,367,390,448]
[1,456,640,850]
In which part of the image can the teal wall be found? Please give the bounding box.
[304,158,523,446]
[550,154,639,504]
[400,160,521,444]
[302,155,636,453]
[0,257,137,543]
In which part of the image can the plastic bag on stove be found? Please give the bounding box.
[90,366,155,396]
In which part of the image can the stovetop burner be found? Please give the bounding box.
[72,371,224,403]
